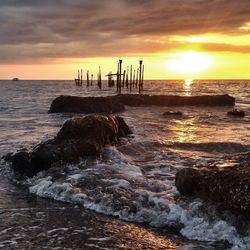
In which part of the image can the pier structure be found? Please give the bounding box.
[74,59,144,94]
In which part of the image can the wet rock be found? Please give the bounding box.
[227,109,245,117]
[117,94,235,107]
[175,168,201,195]
[175,163,250,213]
[8,114,132,177]
[163,111,183,116]
[12,151,32,174]
[1,152,13,161]
[49,95,125,113]
[49,94,235,114]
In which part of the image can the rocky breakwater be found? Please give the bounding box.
[49,95,125,113]
[4,114,132,177]
[49,94,235,114]
[175,154,250,213]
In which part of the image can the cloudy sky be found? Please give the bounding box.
[0,0,250,79]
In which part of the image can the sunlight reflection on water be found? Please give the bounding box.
[174,118,197,143]
[183,79,193,96]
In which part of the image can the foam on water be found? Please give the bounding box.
[26,146,250,249]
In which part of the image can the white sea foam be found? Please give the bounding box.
[28,147,250,249]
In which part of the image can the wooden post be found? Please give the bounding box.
[80,69,83,86]
[87,70,89,87]
[139,60,143,94]
[77,69,79,86]
[122,70,126,88]
[75,70,78,86]
[130,65,132,92]
[142,64,144,91]
[116,63,119,92]
[98,66,102,89]
[136,68,139,88]
[126,66,129,88]
[118,59,122,94]
[91,74,93,86]
[133,69,136,87]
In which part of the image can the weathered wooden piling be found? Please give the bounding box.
[87,70,90,87]
[116,63,119,92]
[98,66,102,89]
[80,69,83,86]
[142,64,144,91]
[78,70,80,86]
[122,70,126,88]
[130,65,133,92]
[75,70,81,86]
[139,60,143,94]
[126,66,129,88]
[136,68,139,88]
[133,69,136,87]
[118,60,122,94]
[91,74,93,86]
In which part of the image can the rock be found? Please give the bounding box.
[49,95,125,113]
[117,94,235,106]
[12,151,32,175]
[163,111,183,116]
[1,152,13,161]
[49,94,235,114]
[9,114,132,177]
[227,109,245,117]
[175,162,250,213]
[175,168,201,195]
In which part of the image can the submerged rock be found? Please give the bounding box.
[175,161,250,213]
[227,109,245,117]
[163,111,183,116]
[49,94,235,114]
[7,114,132,177]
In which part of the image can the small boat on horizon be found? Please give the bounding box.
[12,78,19,81]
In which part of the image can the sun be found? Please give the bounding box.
[168,51,212,74]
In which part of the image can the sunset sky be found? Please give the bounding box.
[0,0,250,80]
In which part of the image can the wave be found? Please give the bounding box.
[23,146,250,249]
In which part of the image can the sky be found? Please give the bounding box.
[0,0,250,80]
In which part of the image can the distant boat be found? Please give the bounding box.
[12,78,19,81]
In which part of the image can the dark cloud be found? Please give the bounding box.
[0,0,250,63]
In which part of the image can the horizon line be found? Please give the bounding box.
[1,78,250,81]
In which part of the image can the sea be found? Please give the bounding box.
[0,79,249,249]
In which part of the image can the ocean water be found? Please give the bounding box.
[0,79,249,249]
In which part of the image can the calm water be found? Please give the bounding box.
[0,80,250,249]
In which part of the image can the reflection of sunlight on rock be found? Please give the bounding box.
[174,119,197,143]
[183,79,193,96]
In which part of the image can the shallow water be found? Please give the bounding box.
[0,79,249,249]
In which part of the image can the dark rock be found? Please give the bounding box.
[163,111,183,116]
[49,95,125,113]
[1,152,13,161]
[175,168,201,195]
[227,109,245,117]
[8,114,132,177]
[175,162,250,213]
[12,151,33,176]
[49,94,235,114]
[116,94,235,107]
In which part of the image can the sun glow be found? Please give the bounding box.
[168,51,212,74]
[185,79,193,87]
